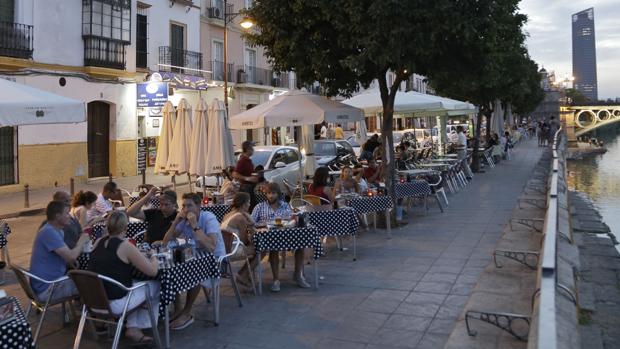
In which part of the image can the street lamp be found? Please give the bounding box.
[222,1,254,115]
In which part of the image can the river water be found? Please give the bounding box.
[567,123,620,236]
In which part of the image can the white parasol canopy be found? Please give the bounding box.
[355,119,368,145]
[204,99,235,175]
[189,98,209,176]
[301,124,317,178]
[228,90,364,129]
[0,78,86,126]
[490,99,505,137]
[154,101,176,174]
[166,98,192,174]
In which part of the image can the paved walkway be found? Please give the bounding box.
[0,139,544,349]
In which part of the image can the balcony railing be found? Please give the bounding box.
[0,21,33,59]
[204,0,234,20]
[159,46,203,76]
[83,37,126,69]
[271,72,291,89]
[208,60,233,82]
[236,65,273,85]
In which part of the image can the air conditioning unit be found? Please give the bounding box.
[237,70,247,83]
[208,7,220,18]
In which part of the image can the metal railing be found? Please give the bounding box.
[204,0,234,20]
[271,72,291,89]
[533,127,563,349]
[158,46,203,76]
[0,21,33,59]
[83,37,126,69]
[236,65,272,85]
[208,60,233,82]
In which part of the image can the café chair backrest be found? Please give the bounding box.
[304,195,330,206]
[220,229,235,255]
[68,270,111,313]
[11,265,38,302]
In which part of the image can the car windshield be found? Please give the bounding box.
[314,142,336,156]
[250,150,272,167]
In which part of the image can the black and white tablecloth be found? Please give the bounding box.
[0,297,35,349]
[128,196,160,209]
[346,196,393,214]
[252,226,323,260]
[306,208,359,237]
[91,221,148,244]
[201,204,231,223]
[158,251,220,318]
[0,220,11,250]
[394,181,431,199]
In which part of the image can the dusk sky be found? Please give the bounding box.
[520,0,620,99]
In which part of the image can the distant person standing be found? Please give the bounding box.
[456,126,473,179]
[327,124,335,139]
[360,134,380,161]
[334,124,344,139]
[233,141,259,208]
[319,122,328,139]
[548,116,560,145]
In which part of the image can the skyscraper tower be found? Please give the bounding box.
[572,8,598,101]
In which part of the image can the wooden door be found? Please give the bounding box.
[0,126,16,185]
[87,101,110,178]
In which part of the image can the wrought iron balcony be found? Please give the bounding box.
[236,65,273,85]
[159,46,203,76]
[204,0,234,20]
[208,60,233,82]
[0,21,33,59]
[271,72,292,89]
[83,37,126,69]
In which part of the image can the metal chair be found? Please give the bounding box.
[428,174,449,210]
[68,270,161,349]
[218,230,257,307]
[303,195,331,206]
[12,265,79,346]
[289,198,313,212]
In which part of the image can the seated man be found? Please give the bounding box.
[164,193,225,330]
[363,158,383,186]
[30,201,90,302]
[88,181,119,221]
[252,183,310,292]
[127,188,178,243]
[39,191,83,248]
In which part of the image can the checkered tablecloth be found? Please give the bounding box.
[128,195,160,209]
[394,181,431,199]
[91,221,148,244]
[158,251,220,318]
[0,220,11,250]
[0,297,35,349]
[346,196,393,214]
[201,204,231,223]
[252,226,323,260]
[306,208,359,237]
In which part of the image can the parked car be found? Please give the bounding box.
[196,145,305,193]
[313,140,357,167]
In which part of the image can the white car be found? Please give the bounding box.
[196,145,305,193]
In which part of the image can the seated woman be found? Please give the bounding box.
[70,190,103,231]
[307,167,334,204]
[220,193,256,291]
[353,164,369,193]
[333,166,360,195]
[89,211,160,345]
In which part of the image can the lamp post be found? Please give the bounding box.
[222,0,253,115]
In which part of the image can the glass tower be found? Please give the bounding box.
[572,8,598,101]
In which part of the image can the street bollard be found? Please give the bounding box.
[24,184,30,208]
[70,178,75,196]
[141,170,146,186]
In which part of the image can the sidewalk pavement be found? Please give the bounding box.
[0,139,544,348]
[0,172,192,218]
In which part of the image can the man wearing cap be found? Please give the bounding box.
[234,141,259,207]
[127,187,179,243]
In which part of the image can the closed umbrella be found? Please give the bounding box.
[204,99,235,176]
[301,124,317,178]
[490,99,504,137]
[355,119,368,145]
[167,98,192,190]
[154,101,175,174]
[189,98,209,177]
[505,104,514,128]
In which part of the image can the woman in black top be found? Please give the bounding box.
[90,211,160,345]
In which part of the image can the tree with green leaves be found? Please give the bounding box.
[564,88,590,105]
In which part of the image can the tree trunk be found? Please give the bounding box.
[471,108,484,172]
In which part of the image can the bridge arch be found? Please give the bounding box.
[597,109,611,121]
[575,110,596,128]
[613,109,620,117]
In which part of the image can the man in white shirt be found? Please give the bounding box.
[88,181,118,220]
[456,126,473,179]
[320,122,327,139]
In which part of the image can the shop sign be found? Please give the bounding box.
[159,72,209,90]
[137,138,147,172]
[137,82,168,107]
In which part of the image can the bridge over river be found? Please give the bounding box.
[563,103,620,138]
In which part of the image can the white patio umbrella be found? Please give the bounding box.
[355,119,368,145]
[154,101,176,175]
[166,98,192,190]
[229,90,364,129]
[342,89,443,115]
[301,124,317,178]
[189,98,209,177]
[204,98,235,176]
[490,99,505,136]
[505,104,514,127]
[0,78,85,126]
